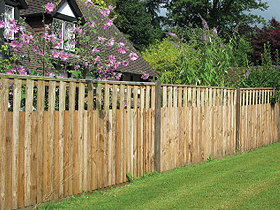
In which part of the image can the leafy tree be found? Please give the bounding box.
[142,38,181,84]
[113,0,163,51]
[144,0,168,28]
[165,0,268,34]
[250,18,280,65]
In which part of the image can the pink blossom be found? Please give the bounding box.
[58,30,62,38]
[22,34,29,44]
[18,66,27,75]
[122,61,129,66]
[129,53,138,61]
[45,2,55,14]
[39,51,44,56]
[49,34,57,43]
[93,55,100,64]
[202,33,206,42]
[8,19,16,26]
[107,39,115,47]
[69,40,76,46]
[74,65,80,70]
[19,26,25,33]
[16,42,23,51]
[112,62,121,70]
[47,72,55,77]
[91,47,100,55]
[0,20,5,28]
[202,18,209,29]
[108,5,114,11]
[89,20,95,27]
[45,24,50,30]
[10,40,18,48]
[104,19,113,29]
[9,40,22,51]
[141,73,149,80]
[98,37,106,44]
[10,25,19,34]
[101,9,110,17]
[166,32,178,39]
[116,73,122,80]
[85,0,93,5]
[171,42,180,48]
[27,34,33,42]
[119,42,125,47]
[97,67,103,73]
[52,42,60,49]
[117,42,127,54]
[60,51,69,61]
[32,44,38,52]
[213,28,218,36]
[6,68,16,74]
[52,50,60,58]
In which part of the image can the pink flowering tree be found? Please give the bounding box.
[0,1,144,80]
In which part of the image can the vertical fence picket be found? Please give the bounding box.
[11,79,21,208]
[48,81,56,200]
[0,79,8,210]
[126,86,132,174]
[112,85,117,185]
[58,81,66,197]
[37,80,45,203]
[104,84,110,187]
[67,82,75,195]
[119,85,125,182]
[78,83,85,192]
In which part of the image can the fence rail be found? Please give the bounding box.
[0,75,279,210]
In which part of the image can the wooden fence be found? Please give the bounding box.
[0,74,279,210]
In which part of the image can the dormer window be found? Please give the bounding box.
[4,4,15,39]
[53,18,75,51]
[51,1,79,52]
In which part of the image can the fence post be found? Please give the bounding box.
[154,81,162,172]
[236,88,241,152]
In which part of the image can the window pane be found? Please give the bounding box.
[64,21,75,51]
[4,5,15,39]
[52,18,63,49]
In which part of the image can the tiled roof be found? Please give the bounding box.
[19,0,157,77]
[21,0,61,15]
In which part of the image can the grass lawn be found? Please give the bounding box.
[38,142,280,210]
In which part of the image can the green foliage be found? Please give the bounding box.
[143,26,253,87]
[142,171,159,178]
[142,39,180,84]
[206,155,214,162]
[165,0,268,35]
[0,45,25,73]
[38,143,280,210]
[126,172,133,182]
[241,43,280,89]
[249,18,280,65]
[114,0,162,51]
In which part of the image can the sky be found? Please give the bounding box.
[251,0,280,22]
[160,0,280,24]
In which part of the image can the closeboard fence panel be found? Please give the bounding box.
[0,75,156,209]
[239,88,280,152]
[0,74,279,210]
[160,85,237,172]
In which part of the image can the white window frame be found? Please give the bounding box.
[53,18,75,52]
[4,4,15,40]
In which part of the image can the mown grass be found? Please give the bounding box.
[38,142,280,210]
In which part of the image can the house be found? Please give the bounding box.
[0,0,157,81]
[0,0,27,43]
